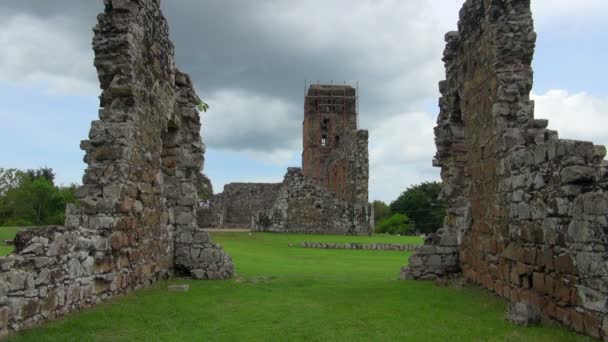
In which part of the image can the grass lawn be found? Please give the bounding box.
[6,231,591,341]
[0,227,22,256]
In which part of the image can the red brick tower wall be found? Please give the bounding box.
[302,85,357,185]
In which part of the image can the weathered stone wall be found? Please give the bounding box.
[402,0,608,338]
[0,0,232,336]
[166,73,233,280]
[198,183,282,229]
[255,168,373,235]
[325,130,369,204]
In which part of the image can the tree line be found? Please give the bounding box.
[0,168,76,226]
[373,181,445,236]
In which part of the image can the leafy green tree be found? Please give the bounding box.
[0,168,76,226]
[196,173,214,201]
[375,213,412,235]
[0,168,25,196]
[373,200,391,223]
[25,167,56,184]
[390,182,445,234]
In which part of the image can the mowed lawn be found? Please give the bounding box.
[5,231,591,341]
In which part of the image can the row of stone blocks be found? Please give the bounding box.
[292,242,419,251]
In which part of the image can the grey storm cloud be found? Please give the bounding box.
[0,0,459,154]
[3,0,608,201]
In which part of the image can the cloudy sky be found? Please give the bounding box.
[1,0,607,203]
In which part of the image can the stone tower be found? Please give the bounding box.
[302,84,358,185]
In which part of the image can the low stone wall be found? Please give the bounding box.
[293,242,419,251]
[0,226,168,336]
[255,168,373,235]
[174,227,233,280]
[198,183,282,229]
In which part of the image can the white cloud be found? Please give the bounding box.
[0,14,97,94]
[368,112,439,202]
[369,112,436,165]
[532,0,608,18]
[202,89,301,164]
[533,90,608,148]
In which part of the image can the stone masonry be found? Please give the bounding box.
[325,130,369,204]
[198,183,282,229]
[0,0,232,337]
[401,0,608,339]
[254,168,372,235]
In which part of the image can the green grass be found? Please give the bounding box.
[8,232,591,341]
[0,227,21,256]
[257,232,424,245]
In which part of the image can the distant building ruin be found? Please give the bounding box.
[201,84,373,235]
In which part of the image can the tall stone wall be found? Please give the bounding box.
[198,183,282,229]
[255,168,373,235]
[402,0,608,338]
[325,130,369,204]
[0,0,232,336]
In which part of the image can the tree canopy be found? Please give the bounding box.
[389,181,445,234]
[372,200,391,223]
[0,167,76,226]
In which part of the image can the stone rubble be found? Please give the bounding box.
[254,168,373,235]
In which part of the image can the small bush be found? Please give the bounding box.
[375,213,412,235]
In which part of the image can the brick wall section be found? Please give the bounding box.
[0,0,232,336]
[254,168,373,235]
[401,0,608,338]
[197,183,282,229]
[302,85,358,185]
[325,130,369,204]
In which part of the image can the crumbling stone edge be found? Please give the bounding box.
[0,0,234,338]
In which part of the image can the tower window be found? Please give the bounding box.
[335,135,340,146]
[321,118,329,130]
[321,135,327,147]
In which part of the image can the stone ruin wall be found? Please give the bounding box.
[325,130,370,204]
[0,0,233,336]
[254,168,373,235]
[402,0,608,338]
[197,183,282,229]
